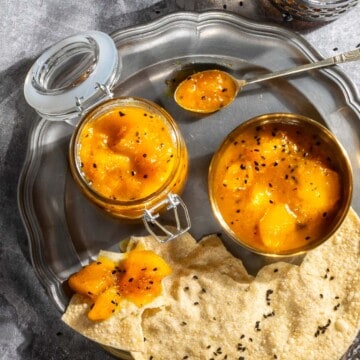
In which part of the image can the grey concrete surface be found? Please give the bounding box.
[1,1,359,359]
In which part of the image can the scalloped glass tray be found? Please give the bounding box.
[18,11,359,359]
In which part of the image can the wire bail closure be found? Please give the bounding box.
[142,193,191,243]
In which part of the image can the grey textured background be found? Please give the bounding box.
[1,1,359,359]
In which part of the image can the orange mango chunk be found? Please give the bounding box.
[117,250,172,307]
[88,286,122,321]
[297,161,341,220]
[259,204,297,251]
[68,256,116,299]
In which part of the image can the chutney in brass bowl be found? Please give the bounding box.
[208,113,353,256]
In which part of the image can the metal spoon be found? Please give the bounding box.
[174,48,360,113]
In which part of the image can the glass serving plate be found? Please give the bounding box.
[18,11,360,359]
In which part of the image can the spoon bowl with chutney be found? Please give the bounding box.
[174,49,360,113]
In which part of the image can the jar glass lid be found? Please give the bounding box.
[24,31,121,122]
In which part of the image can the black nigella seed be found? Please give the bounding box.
[119,111,125,117]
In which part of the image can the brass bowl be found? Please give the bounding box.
[208,113,353,257]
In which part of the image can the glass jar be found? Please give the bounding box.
[269,0,358,22]
[24,32,190,242]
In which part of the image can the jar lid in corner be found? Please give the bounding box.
[24,31,121,122]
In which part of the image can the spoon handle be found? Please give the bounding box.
[244,48,360,86]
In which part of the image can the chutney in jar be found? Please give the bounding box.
[69,97,188,220]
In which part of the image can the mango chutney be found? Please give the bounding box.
[174,70,237,113]
[69,98,188,219]
[68,249,172,321]
[209,114,352,255]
